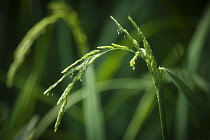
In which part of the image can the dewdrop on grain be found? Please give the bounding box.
[117,30,120,35]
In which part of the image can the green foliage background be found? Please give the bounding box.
[0,0,209,140]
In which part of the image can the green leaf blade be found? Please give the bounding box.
[161,67,204,115]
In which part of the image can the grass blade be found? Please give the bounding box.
[33,90,84,140]
[175,3,210,139]
[83,67,106,140]
[123,90,156,140]
[174,93,188,140]
[186,2,210,76]
[14,116,39,140]
[6,73,38,139]
[104,75,152,120]
[156,69,168,140]
[5,30,51,139]
[161,67,204,114]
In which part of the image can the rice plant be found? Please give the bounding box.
[3,1,210,140]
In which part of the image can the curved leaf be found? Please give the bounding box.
[161,67,205,115]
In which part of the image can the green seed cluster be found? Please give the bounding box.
[44,43,134,132]
[44,16,160,132]
[7,15,60,88]
[128,16,158,75]
[110,16,140,51]
[111,16,159,80]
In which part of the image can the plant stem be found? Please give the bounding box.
[154,69,168,140]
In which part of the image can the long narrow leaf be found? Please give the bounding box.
[5,31,51,139]
[187,2,210,75]
[175,3,210,139]
[83,67,106,140]
[123,90,156,140]
[161,67,204,114]
[33,90,84,140]
[174,93,188,140]
[14,116,39,140]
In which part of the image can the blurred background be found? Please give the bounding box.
[0,0,209,140]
